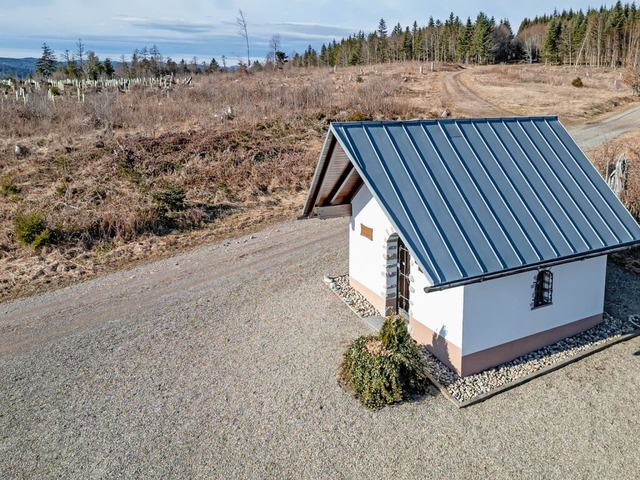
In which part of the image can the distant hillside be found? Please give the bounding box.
[0,57,37,79]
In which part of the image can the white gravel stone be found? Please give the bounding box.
[327,275,379,318]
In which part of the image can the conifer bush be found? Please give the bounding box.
[339,315,429,409]
[572,77,584,88]
[14,211,52,248]
[1,175,20,196]
[153,187,186,212]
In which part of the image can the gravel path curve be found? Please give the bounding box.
[568,104,640,149]
[1,217,639,479]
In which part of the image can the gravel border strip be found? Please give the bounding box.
[422,313,640,406]
[430,325,640,408]
[324,275,379,318]
[327,274,640,406]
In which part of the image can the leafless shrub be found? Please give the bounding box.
[622,62,640,95]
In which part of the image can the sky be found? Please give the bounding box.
[0,1,614,64]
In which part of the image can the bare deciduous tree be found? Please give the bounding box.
[622,61,640,96]
[267,34,281,70]
[236,9,250,67]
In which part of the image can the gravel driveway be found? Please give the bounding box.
[1,217,639,479]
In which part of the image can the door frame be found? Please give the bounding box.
[396,236,411,318]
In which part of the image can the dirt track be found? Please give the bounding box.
[444,70,512,117]
[567,104,640,149]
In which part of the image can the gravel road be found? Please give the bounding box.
[1,217,639,479]
[568,104,640,149]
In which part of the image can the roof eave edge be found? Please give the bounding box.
[424,241,640,293]
[300,126,337,218]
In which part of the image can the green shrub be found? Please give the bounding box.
[379,314,412,350]
[339,315,429,409]
[153,187,186,212]
[1,175,20,195]
[571,77,584,88]
[14,211,52,248]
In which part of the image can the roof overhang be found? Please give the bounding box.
[301,127,363,219]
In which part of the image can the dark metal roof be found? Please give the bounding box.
[302,117,640,288]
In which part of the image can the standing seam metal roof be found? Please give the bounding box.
[303,117,640,288]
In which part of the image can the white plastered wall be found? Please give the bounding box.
[410,261,464,350]
[349,185,395,312]
[350,184,465,347]
[461,255,608,355]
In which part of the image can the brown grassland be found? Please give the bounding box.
[1,62,640,301]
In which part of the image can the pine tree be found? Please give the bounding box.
[411,21,423,61]
[471,12,494,64]
[571,10,587,65]
[85,51,102,80]
[208,57,220,73]
[349,37,362,65]
[149,45,163,76]
[74,39,86,77]
[60,50,78,78]
[103,58,115,78]
[130,50,140,78]
[492,19,515,63]
[403,26,413,61]
[35,43,56,78]
[377,18,388,62]
[320,44,329,66]
[542,19,562,64]
[165,58,177,75]
[456,18,474,63]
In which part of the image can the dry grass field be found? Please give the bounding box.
[459,64,635,121]
[1,62,639,301]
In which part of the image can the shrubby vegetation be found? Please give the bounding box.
[14,212,52,248]
[339,316,429,409]
[0,63,413,264]
[1,175,20,196]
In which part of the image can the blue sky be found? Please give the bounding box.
[0,1,611,63]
